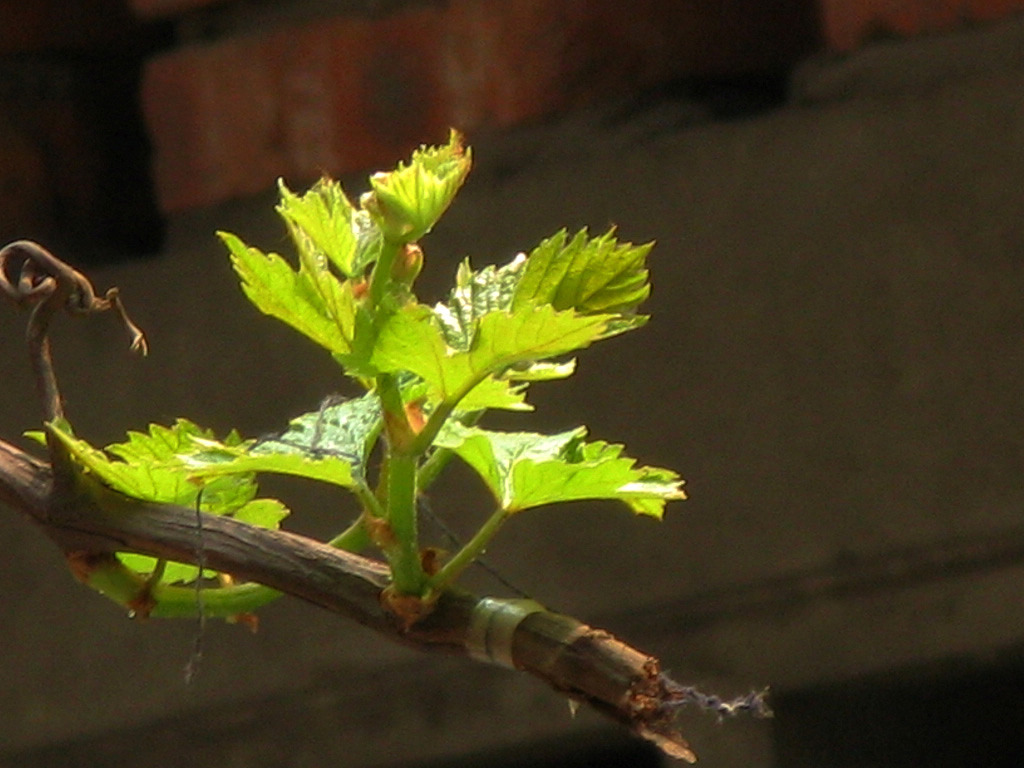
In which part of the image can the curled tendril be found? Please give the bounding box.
[0,240,147,469]
[0,240,148,355]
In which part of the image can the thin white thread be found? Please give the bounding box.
[184,486,207,684]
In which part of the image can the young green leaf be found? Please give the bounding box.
[434,255,526,350]
[220,231,359,356]
[229,497,290,529]
[277,179,356,277]
[363,130,472,243]
[277,178,380,278]
[46,420,288,585]
[512,228,652,336]
[180,395,380,489]
[437,422,685,517]
[248,392,383,478]
[499,359,577,382]
[456,377,531,412]
[433,254,577,385]
[371,303,612,411]
[48,419,257,512]
[183,440,359,489]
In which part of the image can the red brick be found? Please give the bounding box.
[142,7,450,212]
[819,0,1024,51]
[441,0,815,126]
[142,0,817,211]
[142,37,273,211]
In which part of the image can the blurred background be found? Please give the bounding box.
[2,1,1024,765]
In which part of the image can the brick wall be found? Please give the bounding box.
[137,0,818,212]
[2,0,1023,241]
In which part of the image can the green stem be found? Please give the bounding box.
[352,481,385,520]
[144,557,168,589]
[367,239,401,309]
[409,372,489,456]
[84,557,282,619]
[376,372,413,449]
[327,516,371,551]
[150,583,279,619]
[416,447,454,491]
[382,450,425,594]
[427,507,509,596]
[372,370,428,595]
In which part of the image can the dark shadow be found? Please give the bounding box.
[0,8,171,263]
[773,651,1024,768]
[410,729,663,768]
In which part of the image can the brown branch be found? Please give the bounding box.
[0,436,759,762]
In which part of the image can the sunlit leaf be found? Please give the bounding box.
[371,303,610,410]
[248,392,383,481]
[221,231,359,356]
[437,422,685,516]
[433,253,578,386]
[48,419,256,513]
[364,130,472,243]
[183,439,358,489]
[434,255,525,350]
[47,420,291,586]
[500,359,577,382]
[231,497,290,529]
[277,178,366,278]
[512,228,652,336]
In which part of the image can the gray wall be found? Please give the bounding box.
[2,18,1024,766]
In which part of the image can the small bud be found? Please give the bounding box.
[391,243,423,286]
[403,397,427,435]
[364,131,471,243]
[351,278,369,300]
[420,547,447,576]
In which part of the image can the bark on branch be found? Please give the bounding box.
[0,436,767,762]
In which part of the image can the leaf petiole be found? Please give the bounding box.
[416,446,454,492]
[426,507,509,597]
[77,554,282,619]
[408,370,490,457]
[327,515,372,552]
